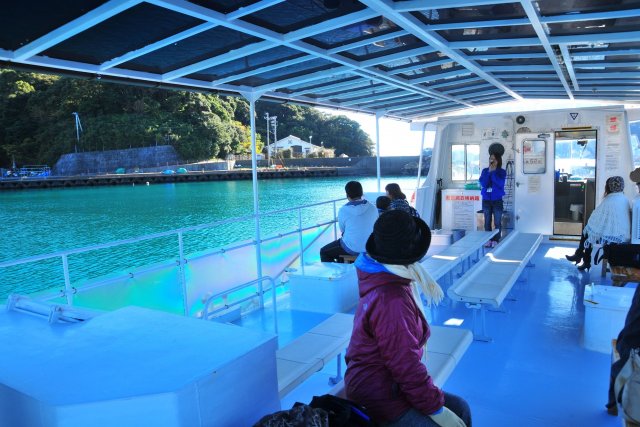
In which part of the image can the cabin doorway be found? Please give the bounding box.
[553,130,597,236]
[514,133,555,234]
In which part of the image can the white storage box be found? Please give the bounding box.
[289,262,358,313]
[583,284,635,353]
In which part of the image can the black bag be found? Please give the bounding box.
[596,244,640,268]
[253,404,329,427]
[309,395,377,427]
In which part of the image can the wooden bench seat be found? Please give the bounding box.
[329,325,473,398]
[447,231,543,341]
[276,313,354,398]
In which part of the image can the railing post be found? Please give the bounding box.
[177,232,189,316]
[298,207,305,275]
[61,254,73,305]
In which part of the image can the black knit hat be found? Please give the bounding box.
[488,143,505,156]
[366,210,431,265]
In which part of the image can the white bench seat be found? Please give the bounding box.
[329,325,473,397]
[422,230,498,282]
[428,325,473,363]
[276,313,354,398]
[447,231,543,340]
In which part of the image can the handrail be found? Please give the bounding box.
[1,197,344,269]
[202,276,279,334]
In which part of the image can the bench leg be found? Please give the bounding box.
[467,303,492,342]
[329,354,342,385]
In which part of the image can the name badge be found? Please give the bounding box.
[487,188,493,193]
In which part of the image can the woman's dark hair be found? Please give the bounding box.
[385,183,406,200]
[492,153,503,169]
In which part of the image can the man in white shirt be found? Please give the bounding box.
[320,181,379,262]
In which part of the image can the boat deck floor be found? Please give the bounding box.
[236,241,630,427]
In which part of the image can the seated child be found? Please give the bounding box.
[376,195,391,215]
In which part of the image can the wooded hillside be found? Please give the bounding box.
[0,69,373,167]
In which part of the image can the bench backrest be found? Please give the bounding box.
[421,230,498,280]
[447,232,542,308]
[276,313,354,398]
[329,325,472,397]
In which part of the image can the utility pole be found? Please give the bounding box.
[264,112,270,165]
[271,116,278,161]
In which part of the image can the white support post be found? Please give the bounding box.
[177,231,188,316]
[241,92,265,308]
[61,254,73,305]
[416,122,429,191]
[375,112,383,192]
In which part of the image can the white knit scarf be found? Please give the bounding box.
[382,262,444,314]
[584,192,631,247]
[382,262,444,360]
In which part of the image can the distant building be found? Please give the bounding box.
[267,135,333,158]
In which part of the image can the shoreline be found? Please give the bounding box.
[0,167,346,190]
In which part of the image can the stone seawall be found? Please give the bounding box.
[52,146,427,176]
[54,146,182,176]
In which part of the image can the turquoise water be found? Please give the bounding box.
[1,176,417,298]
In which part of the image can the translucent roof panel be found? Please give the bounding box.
[548,17,640,37]
[240,0,366,34]
[305,17,400,50]
[537,0,640,15]
[0,0,108,51]
[124,28,262,75]
[192,47,306,82]
[414,3,526,23]
[42,3,204,66]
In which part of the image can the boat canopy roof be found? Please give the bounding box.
[2,0,640,120]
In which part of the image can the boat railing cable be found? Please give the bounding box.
[1,198,343,316]
[0,198,344,269]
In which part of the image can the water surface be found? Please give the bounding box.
[1,176,418,297]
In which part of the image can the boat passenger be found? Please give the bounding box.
[606,281,640,416]
[376,195,391,215]
[605,168,640,416]
[385,183,419,217]
[478,150,506,248]
[565,176,630,272]
[345,210,471,427]
[320,180,378,263]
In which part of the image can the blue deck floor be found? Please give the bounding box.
[237,241,629,426]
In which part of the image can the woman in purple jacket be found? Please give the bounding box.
[479,151,506,247]
[345,210,471,427]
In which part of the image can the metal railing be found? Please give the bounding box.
[1,198,343,316]
[201,276,279,334]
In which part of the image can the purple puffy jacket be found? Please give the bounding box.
[344,256,444,422]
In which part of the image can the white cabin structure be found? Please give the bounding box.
[269,135,330,158]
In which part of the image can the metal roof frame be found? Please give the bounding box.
[1,0,640,119]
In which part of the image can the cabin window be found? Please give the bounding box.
[451,144,480,181]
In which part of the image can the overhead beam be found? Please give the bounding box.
[394,0,514,12]
[149,0,470,105]
[361,0,522,100]
[520,0,573,98]
[209,55,313,86]
[101,0,283,70]
[559,45,579,91]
